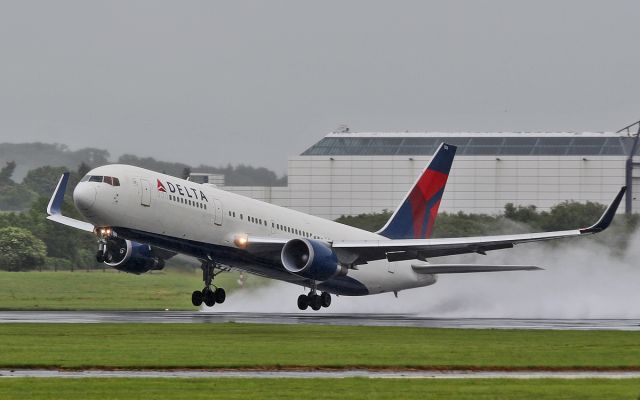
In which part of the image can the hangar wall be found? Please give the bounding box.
[222,132,639,219]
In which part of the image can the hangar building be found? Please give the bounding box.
[219,128,640,220]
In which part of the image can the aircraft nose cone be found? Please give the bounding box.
[73,183,97,212]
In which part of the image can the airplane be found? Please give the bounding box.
[46,143,627,311]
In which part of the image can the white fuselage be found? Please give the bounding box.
[74,164,437,295]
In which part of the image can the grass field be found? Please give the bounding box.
[1,323,639,370]
[0,270,254,310]
[1,378,640,400]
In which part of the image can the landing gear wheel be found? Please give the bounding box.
[214,288,226,304]
[203,288,215,307]
[320,292,332,308]
[191,290,203,307]
[310,294,322,311]
[193,259,228,308]
[297,294,309,310]
[96,251,105,263]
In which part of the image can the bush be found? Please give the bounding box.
[336,200,618,238]
[0,227,47,271]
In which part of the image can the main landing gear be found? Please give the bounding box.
[96,238,107,263]
[191,260,226,307]
[297,290,331,311]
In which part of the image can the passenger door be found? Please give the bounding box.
[140,179,151,206]
[211,199,223,226]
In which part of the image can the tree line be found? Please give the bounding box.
[336,201,639,250]
[0,162,96,271]
[0,142,287,188]
[0,155,636,271]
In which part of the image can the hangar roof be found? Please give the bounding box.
[301,132,639,156]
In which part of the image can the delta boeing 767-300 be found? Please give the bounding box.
[46,143,626,310]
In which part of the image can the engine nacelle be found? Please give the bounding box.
[103,237,164,274]
[281,238,346,281]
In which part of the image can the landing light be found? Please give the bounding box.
[96,227,113,238]
[234,234,248,249]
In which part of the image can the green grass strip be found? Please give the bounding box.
[1,378,640,400]
[0,271,250,310]
[1,323,639,370]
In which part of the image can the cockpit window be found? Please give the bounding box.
[86,175,120,186]
[80,175,90,182]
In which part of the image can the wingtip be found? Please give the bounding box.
[580,186,626,234]
[46,172,70,216]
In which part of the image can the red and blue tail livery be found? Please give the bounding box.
[377,143,456,239]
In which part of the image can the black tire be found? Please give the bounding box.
[96,251,105,263]
[320,292,332,308]
[214,288,226,304]
[203,288,215,307]
[297,294,309,310]
[310,294,322,311]
[191,290,203,307]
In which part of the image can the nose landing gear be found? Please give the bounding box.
[297,290,332,311]
[191,260,227,307]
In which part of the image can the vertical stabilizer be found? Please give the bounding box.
[376,143,456,239]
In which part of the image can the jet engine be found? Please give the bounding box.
[281,238,346,281]
[101,237,165,274]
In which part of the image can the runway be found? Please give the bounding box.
[1,368,640,379]
[0,311,639,330]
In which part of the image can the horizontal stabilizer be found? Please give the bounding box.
[411,263,542,274]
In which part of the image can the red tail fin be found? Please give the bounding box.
[376,143,456,239]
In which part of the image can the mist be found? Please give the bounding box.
[207,230,640,318]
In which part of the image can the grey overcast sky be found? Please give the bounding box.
[1,1,640,173]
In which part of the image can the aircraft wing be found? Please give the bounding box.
[240,186,626,266]
[331,186,626,264]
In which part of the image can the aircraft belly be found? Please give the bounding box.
[112,226,437,297]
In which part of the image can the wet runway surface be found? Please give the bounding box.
[2,369,640,379]
[0,311,639,330]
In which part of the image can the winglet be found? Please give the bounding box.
[579,186,627,234]
[46,173,95,232]
[47,172,70,216]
